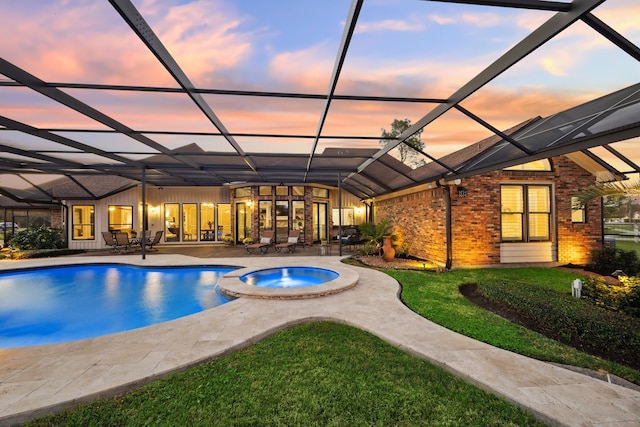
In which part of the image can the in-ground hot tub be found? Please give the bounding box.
[240,266,339,289]
[218,264,358,299]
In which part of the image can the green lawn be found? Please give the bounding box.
[612,238,640,254]
[388,267,640,385]
[26,265,639,426]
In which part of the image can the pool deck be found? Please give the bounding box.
[0,247,639,426]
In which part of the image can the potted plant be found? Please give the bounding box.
[222,235,234,245]
[358,219,397,259]
[242,237,254,246]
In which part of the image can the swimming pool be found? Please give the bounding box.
[0,264,237,348]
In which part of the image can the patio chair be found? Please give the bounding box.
[340,228,362,250]
[101,231,116,250]
[275,230,300,253]
[113,232,132,253]
[246,230,274,254]
[145,230,163,251]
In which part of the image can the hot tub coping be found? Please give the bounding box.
[218,264,359,299]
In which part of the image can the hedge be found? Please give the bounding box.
[477,279,640,369]
[581,276,640,318]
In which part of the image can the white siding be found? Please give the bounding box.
[330,190,366,224]
[500,242,557,263]
[66,186,230,250]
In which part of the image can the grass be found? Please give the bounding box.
[387,267,640,385]
[25,265,639,425]
[612,238,640,254]
[26,322,543,427]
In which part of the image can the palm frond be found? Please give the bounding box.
[572,180,640,209]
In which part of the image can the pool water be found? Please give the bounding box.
[0,264,236,348]
[240,267,339,288]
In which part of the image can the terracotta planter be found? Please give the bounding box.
[381,235,395,261]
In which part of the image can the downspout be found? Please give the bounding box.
[436,180,453,270]
[338,173,343,256]
[61,203,69,249]
[141,167,147,260]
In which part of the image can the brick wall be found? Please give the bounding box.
[450,172,503,266]
[375,155,602,267]
[376,186,449,265]
[50,208,63,229]
[553,156,603,265]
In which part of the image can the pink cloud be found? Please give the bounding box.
[268,45,335,92]
[515,11,551,32]
[0,0,257,88]
[461,12,503,28]
[0,2,176,86]
[145,0,256,86]
[593,0,640,37]
[428,11,504,28]
[355,19,425,34]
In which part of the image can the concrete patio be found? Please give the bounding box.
[0,247,639,426]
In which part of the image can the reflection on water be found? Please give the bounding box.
[143,272,164,322]
[198,271,218,286]
[0,265,236,348]
[240,267,339,289]
[104,267,121,299]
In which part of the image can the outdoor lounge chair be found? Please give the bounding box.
[275,230,300,253]
[101,231,117,250]
[144,230,163,251]
[246,230,274,254]
[113,231,132,253]
[340,228,362,250]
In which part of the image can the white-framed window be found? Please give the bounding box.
[72,205,95,240]
[332,208,355,226]
[108,205,133,234]
[501,184,551,242]
[571,196,586,223]
[504,159,552,171]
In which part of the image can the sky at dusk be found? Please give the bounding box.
[0,0,639,190]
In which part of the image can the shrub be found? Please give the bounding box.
[478,279,640,369]
[588,246,640,276]
[357,219,397,256]
[9,248,84,259]
[620,276,640,317]
[7,225,64,250]
[395,241,412,258]
[582,276,640,318]
[358,241,381,256]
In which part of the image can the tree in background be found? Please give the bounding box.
[604,195,640,220]
[380,118,425,168]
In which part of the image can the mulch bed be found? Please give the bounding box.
[352,255,441,270]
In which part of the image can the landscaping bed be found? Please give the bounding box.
[347,257,640,386]
[460,282,640,371]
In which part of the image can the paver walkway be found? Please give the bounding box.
[0,253,639,426]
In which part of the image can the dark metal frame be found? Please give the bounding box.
[0,0,638,202]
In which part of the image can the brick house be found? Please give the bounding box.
[372,119,618,269]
